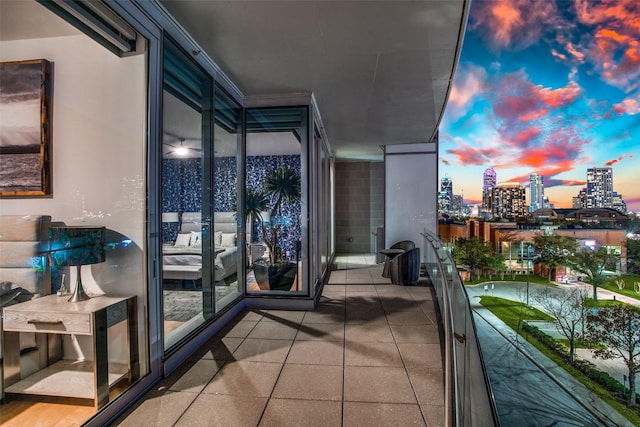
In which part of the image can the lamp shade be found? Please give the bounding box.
[49,226,106,267]
[162,212,179,223]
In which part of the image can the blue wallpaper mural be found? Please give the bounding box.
[247,155,301,261]
[162,154,301,260]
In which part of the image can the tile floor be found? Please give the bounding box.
[114,254,445,427]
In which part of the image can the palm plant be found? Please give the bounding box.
[244,167,301,265]
[244,187,269,236]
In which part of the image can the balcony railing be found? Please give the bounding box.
[421,230,500,427]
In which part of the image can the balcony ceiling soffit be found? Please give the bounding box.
[160,0,467,160]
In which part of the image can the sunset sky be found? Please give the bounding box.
[439,0,640,212]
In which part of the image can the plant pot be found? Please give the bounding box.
[253,260,275,290]
[253,260,296,291]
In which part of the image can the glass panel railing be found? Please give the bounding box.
[422,231,500,427]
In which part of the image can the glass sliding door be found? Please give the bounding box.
[245,106,307,294]
[213,85,243,311]
[0,1,149,423]
[162,37,214,350]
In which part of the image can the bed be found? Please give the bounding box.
[162,212,239,283]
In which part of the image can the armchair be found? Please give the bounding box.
[381,240,415,278]
[389,247,420,286]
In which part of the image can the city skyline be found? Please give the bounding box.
[439,0,640,212]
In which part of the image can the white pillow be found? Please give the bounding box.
[214,231,223,247]
[190,231,202,247]
[220,232,236,248]
[174,233,191,247]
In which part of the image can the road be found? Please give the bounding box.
[466,281,633,427]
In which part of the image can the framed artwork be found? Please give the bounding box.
[0,59,52,197]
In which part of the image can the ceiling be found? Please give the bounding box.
[1,1,469,161]
[159,0,469,160]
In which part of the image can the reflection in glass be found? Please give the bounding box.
[161,37,212,350]
[213,85,242,310]
[245,107,306,293]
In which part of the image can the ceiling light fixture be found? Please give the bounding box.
[175,140,189,156]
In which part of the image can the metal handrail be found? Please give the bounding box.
[421,231,500,426]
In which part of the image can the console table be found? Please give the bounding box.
[2,294,138,409]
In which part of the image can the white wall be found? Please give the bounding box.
[384,142,438,258]
[1,34,147,365]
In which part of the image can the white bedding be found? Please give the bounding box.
[162,245,238,282]
[162,212,239,283]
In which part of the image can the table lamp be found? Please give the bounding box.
[49,226,106,302]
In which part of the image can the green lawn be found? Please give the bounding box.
[479,295,640,425]
[583,297,636,309]
[600,275,640,300]
[479,296,554,327]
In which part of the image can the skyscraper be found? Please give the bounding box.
[612,192,627,214]
[482,168,496,213]
[492,182,526,219]
[586,167,613,208]
[529,173,544,212]
[438,176,453,214]
[573,188,588,208]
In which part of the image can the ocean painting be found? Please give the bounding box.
[0,59,51,197]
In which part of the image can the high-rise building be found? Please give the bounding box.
[441,176,453,198]
[529,173,544,212]
[612,192,627,214]
[492,182,526,219]
[482,168,497,213]
[573,188,587,208]
[452,194,463,213]
[438,176,453,214]
[586,167,613,208]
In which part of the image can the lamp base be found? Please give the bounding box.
[68,265,91,302]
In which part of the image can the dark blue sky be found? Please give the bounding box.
[439,0,640,211]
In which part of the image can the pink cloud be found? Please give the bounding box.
[575,0,640,91]
[470,0,560,52]
[488,71,583,149]
[447,63,488,119]
[446,144,501,166]
[539,81,581,108]
[507,170,586,189]
[565,42,586,62]
[612,98,640,115]
[491,72,582,127]
[551,49,568,61]
[604,154,634,166]
[514,127,542,144]
[497,125,590,175]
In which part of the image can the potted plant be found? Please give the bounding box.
[246,167,301,290]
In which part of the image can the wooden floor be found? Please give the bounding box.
[1,395,95,427]
[1,382,130,426]
[0,318,186,426]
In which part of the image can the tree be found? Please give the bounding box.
[487,253,507,280]
[534,286,588,363]
[452,237,494,281]
[585,306,640,406]
[250,167,301,264]
[627,238,640,275]
[499,229,522,279]
[569,246,610,302]
[532,234,576,281]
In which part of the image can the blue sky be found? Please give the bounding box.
[439,0,640,211]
